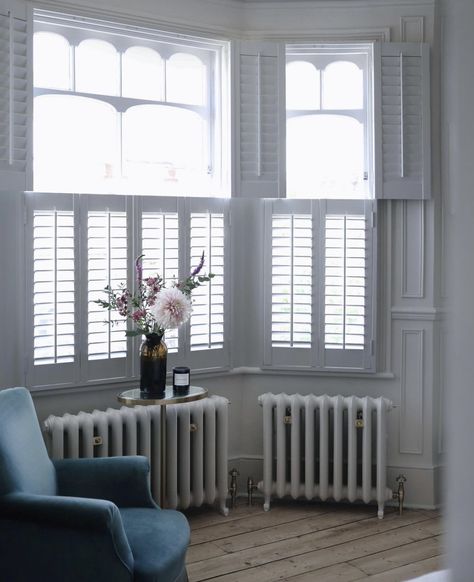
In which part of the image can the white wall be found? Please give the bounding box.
[441,0,474,578]
[0,0,444,508]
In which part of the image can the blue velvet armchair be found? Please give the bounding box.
[0,387,190,582]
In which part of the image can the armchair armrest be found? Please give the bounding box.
[0,491,125,532]
[54,455,157,508]
[0,492,133,581]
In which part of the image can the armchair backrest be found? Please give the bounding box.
[0,387,56,497]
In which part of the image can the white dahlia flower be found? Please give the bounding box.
[152,287,193,330]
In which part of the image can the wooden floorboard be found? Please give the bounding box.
[184,500,443,582]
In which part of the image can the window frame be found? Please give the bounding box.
[32,10,230,197]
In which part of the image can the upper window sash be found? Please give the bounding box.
[285,43,373,200]
[32,9,230,198]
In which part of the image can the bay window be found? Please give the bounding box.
[0,1,432,387]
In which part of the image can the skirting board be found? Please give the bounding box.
[228,457,442,509]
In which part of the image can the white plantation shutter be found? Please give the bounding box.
[271,214,312,348]
[319,199,376,371]
[140,204,179,352]
[324,215,366,350]
[80,195,132,382]
[26,194,231,388]
[87,210,128,361]
[264,199,376,371]
[33,210,75,365]
[0,1,31,191]
[189,213,224,349]
[25,193,79,388]
[374,42,431,199]
[185,199,229,370]
[264,199,315,368]
[237,41,285,198]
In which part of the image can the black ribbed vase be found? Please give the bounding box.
[139,333,167,397]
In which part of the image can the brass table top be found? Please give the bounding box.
[117,385,208,406]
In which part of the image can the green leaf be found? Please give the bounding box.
[125,330,143,337]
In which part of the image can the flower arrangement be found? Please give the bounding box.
[95,252,213,338]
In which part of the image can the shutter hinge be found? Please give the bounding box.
[371,211,377,229]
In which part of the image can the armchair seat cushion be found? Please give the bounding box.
[119,507,190,582]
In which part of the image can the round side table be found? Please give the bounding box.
[118,386,208,507]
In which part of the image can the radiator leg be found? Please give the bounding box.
[263,496,271,512]
[377,504,384,519]
[219,500,229,517]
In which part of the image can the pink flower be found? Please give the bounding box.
[132,309,146,321]
[152,287,192,329]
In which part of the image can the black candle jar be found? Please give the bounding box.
[173,366,190,394]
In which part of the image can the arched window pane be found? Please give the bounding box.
[123,105,207,195]
[322,61,363,110]
[287,115,366,198]
[286,61,320,110]
[166,53,206,106]
[34,32,70,90]
[75,39,119,96]
[34,95,118,192]
[122,46,163,100]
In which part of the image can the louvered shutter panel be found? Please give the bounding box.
[0,1,30,191]
[319,199,376,371]
[375,42,431,199]
[33,209,75,365]
[26,192,79,388]
[185,199,229,370]
[87,211,128,360]
[189,212,224,349]
[141,209,179,352]
[81,195,131,382]
[271,214,312,347]
[237,41,285,198]
[264,199,315,368]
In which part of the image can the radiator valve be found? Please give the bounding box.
[229,468,239,509]
[393,474,407,515]
[247,476,258,506]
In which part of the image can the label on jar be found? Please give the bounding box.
[174,373,189,386]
